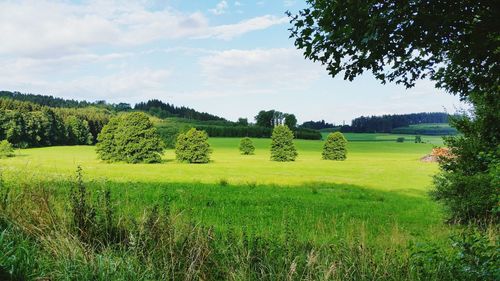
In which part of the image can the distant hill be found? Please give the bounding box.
[0,91,225,122]
[391,123,458,136]
[343,112,453,133]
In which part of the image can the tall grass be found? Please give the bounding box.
[0,169,497,280]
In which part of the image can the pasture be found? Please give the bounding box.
[0,134,447,245]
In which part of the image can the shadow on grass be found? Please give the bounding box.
[5,178,446,243]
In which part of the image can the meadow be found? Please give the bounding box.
[1,134,447,242]
[2,134,469,280]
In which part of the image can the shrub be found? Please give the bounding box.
[96,112,164,163]
[175,128,211,163]
[0,140,14,158]
[396,137,405,143]
[239,137,255,155]
[411,227,499,280]
[270,125,297,162]
[415,135,422,143]
[322,132,347,160]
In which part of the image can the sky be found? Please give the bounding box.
[0,0,464,124]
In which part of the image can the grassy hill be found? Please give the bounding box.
[391,123,457,135]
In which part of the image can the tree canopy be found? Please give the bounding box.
[239,137,255,155]
[96,112,164,163]
[175,128,211,163]
[322,132,347,160]
[270,125,298,162]
[288,1,499,99]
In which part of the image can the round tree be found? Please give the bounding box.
[175,128,211,163]
[239,137,255,155]
[270,125,297,162]
[322,132,347,160]
[96,112,164,163]
[0,140,14,158]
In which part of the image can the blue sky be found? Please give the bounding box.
[0,0,464,124]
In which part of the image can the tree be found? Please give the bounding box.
[175,128,211,163]
[270,125,297,161]
[65,116,93,145]
[284,114,297,129]
[239,137,255,155]
[96,112,164,163]
[322,132,347,160]
[255,110,275,128]
[0,140,14,158]
[237,118,249,126]
[288,1,499,223]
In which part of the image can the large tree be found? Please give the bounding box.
[96,112,164,163]
[288,1,499,222]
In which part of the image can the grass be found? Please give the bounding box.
[1,136,440,190]
[2,133,473,280]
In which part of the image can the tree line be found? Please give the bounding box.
[343,112,450,133]
[0,98,111,147]
[135,99,225,121]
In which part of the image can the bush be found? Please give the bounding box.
[0,140,14,158]
[396,137,405,143]
[239,137,255,155]
[415,135,422,143]
[96,112,164,163]
[411,227,499,280]
[270,125,297,161]
[175,128,211,163]
[322,132,347,160]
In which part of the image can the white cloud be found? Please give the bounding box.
[0,1,285,58]
[209,1,229,15]
[206,15,287,40]
[0,67,171,103]
[283,0,296,7]
[199,48,322,95]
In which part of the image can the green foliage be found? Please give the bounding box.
[284,113,297,129]
[432,94,499,223]
[322,132,347,160]
[0,140,14,158]
[411,227,499,281]
[96,112,164,163]
[65,116,93,145]
[0,98,111,147]
[175,128,211,163]
[239,137,255,155]
[270,125,297,162]
[287,2,497,101]
[288,0,499,226]
[396,137,405,143]
[415,136,422,143]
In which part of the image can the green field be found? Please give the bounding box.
[0,135,447,244]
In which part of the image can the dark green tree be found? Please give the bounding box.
[270,125,297,162]
[284,114,297,129]
[239,137,255,155]
[175,128,211,163]
[288,1,499,223]
[96,112,164,163]
[322,132,347,160]
[66,116,93,145]
[237,118,249,126]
